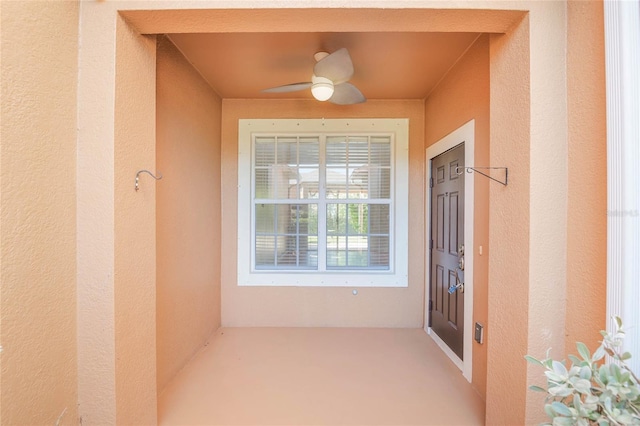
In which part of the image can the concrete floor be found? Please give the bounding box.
[158,328,485,425]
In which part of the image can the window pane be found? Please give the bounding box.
[255,137,275,167]
[349,166,369,199]
[306,204,318,234]
[256,203,318,269]
[327,203,347,234]
[299,138,319,165]
[370,236,389,267]
[301,204,318,267]
[326,137,347,165]
[348,204,368,235]
[369,167,390,199]
[255,235,275,266]
[277,138,297,164]
[348,138,369,165]
[371,137,391,166]
[370,204,389,234]
[327,236,346,267]
[254,168,272,199]
[299,167,319,199]
[326,168,348,199]
[347,236,369,267]
[273,165,298,199]
[255,204,275,232]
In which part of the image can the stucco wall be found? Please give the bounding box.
[221,99,425,327]
[487,16,534,424]
[424,34,490,400]
[156,36,222,394]
[565,0,607,352]
[0,1,79,424]
[0,1,610,424]
[113,16,159,425]
[72,2,606,424]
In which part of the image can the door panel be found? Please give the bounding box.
[429,143,465,359]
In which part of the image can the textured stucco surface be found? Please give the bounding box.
[156,36,222,394]
[487,17,532,425]
[565,0,607,353]
[0,1,79,424]
[424,34,490,401]
[70,1,608,424]
[0,0,609,424]
[113,16,158,425]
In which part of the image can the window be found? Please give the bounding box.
[238,119,408,287]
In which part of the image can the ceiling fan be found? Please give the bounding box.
[262,48,366,105]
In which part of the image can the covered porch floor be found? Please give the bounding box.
[158,328,485,425]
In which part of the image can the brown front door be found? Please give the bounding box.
[429,143,465,359]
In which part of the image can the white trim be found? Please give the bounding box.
[237,118,409,287]
[427,327,464,371]
[604,0,640,373]
[424,120,475,383]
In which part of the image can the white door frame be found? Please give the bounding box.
[425,119,475,382]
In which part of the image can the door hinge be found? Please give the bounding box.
[428,300,433,312]
[429,239,434,250]
[429,177,434,188]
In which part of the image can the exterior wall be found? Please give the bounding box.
[0,2,610,424]
[488,16,534,424]
[113,17,158,425]
[221,100,425,327]
[68,2,606,424]
[156,37,222,393]
[565,0,607,352]
[0,1,79,425]
[424,34,490,400]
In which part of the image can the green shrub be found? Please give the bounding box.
[526,317,640,425]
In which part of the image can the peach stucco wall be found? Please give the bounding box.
[424,34,490,401]
[0,1,607,424]
[565,0,607,353]
[113,16,158,425]
[488,15,534,425]
[156,37,222,393]
[221,100,426,328]
[0,1,79,424]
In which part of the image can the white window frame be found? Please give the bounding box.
[238,118,409,287]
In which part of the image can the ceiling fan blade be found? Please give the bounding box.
[314,48,354,84]
[262,82,312,93]
[329,82,366,105]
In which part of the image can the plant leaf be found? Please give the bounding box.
[552,360,569,378]
[551,401,573,416]
[579,366,592,380]
[545,404,556,418]
[553,417,574,426]
[525,355,544,366]
[577,342,591,361]
[593,345,606,362]
[573,378,592,394]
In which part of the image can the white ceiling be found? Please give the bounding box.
[168,31,481,101]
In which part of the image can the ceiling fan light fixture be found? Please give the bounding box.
[311,75,334,101]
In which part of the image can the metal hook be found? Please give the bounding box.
[135,169,163,191]
[455,166,508,186]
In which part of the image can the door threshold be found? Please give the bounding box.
[426,327,464,373]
